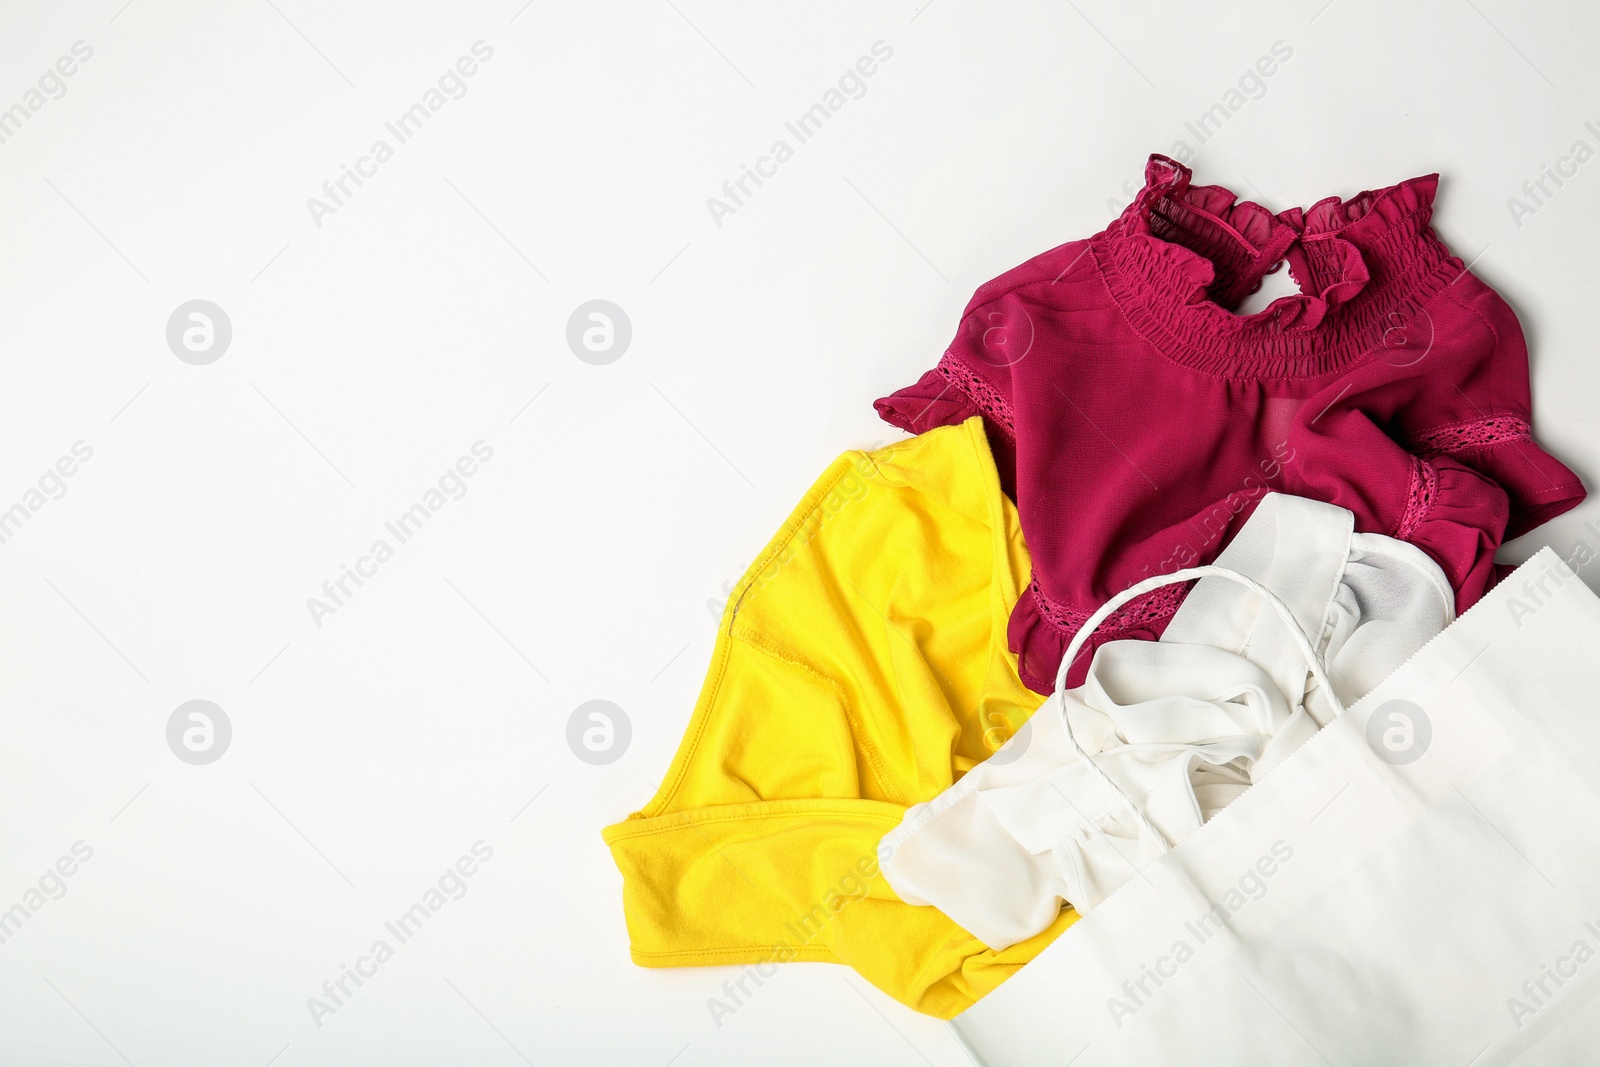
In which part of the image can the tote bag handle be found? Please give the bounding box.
[1053,565,1347,854]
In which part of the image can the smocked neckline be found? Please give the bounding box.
[1093,154,1462,379]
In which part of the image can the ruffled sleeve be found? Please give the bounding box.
[1403,414,1585,541]
[1283,273,1584,612]
[1392,453,1511,610]
[874,366,983,436]
[1385,279,1585,583]
[877,256,1070,497]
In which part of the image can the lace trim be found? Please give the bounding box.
[1405,414,1532,457]
[1395,456,1438,542]
[936,353,1016,437]
[1030,577,1189,636]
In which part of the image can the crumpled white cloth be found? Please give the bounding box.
[878,493,1455,951]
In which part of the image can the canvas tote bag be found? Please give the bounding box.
[951,547,1600,1066]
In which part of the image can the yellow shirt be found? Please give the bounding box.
[603,418,1075,1018]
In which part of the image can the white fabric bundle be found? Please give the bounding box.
[878,493,1455,951]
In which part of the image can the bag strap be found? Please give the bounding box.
[1053,565,1347,853]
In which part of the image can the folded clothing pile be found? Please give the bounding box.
[603,155,1585,1019]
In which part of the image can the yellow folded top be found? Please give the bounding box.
[602,418,1073,1018]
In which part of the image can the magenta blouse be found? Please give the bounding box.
[877,155,1584,693]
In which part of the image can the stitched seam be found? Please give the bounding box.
[1521,481,1587,498]
[605,807,903,842]
[736,627,905,808]
[632,945,840,963]
[936,353,1016,437]
[1395,455,1438,541]
[647,461,861,817]
[964,419,1017,709]
[1404,413,1532,455]
[1434,286,1580,503]
[1308,518,1357,671]
[967,419,1014,608]
[1028,576,1187,634]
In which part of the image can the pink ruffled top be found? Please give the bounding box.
[876,155,1585,693]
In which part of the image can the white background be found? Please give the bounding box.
[0,1,1596,1064]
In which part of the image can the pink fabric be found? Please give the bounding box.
[877,155,1585,694]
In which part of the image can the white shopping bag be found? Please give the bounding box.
[951,547,1600,1066]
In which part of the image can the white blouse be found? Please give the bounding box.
[878,493,1455,951]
